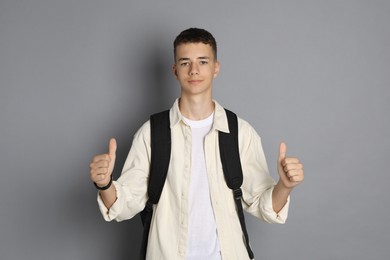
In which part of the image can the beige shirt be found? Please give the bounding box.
[97,99,290,260]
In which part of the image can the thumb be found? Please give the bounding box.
[108,138,117,157]
[279,142,287,162]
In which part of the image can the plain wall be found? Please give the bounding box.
[1,0,389,259]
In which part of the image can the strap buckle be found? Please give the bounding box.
[233,188,242,200]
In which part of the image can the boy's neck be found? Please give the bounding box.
[179,95,214,120]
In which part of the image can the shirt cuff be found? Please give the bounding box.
[97,181,124,221]
[260,186,290,224]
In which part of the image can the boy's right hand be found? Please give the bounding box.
[89,138,117,188]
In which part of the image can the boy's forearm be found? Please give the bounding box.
[272,180,292,213]
[99,184,117,209]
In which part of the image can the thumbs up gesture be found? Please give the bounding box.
[89,138,117,188]
[277,142,304,189]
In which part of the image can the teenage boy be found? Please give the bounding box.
[89,28,304,260]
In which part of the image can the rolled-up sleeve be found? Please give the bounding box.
[259,187,290,223]
[97,181,126,221]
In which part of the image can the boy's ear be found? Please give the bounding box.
[213,61,221,78]
[172,64,178,78]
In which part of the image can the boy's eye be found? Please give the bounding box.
[200,60,208,65]
[180,62,189,67]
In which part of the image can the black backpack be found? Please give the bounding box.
[140,109,254,260]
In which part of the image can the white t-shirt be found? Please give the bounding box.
[183,113,221,260]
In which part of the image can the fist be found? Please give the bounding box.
[277,142,304,189]
[89,138,117,188]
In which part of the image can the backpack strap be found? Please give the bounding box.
[140,110,171,260]
[219,109,243,190]
[219,109,254,259]
[148,110,171,204]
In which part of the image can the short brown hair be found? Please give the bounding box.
[173,28,217,60]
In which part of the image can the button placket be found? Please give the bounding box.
[178,125,192,257]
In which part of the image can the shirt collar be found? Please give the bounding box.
[169,98,230,133]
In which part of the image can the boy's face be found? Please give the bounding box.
[173,43,220,98]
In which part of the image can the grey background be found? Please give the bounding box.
[1,0,389,259]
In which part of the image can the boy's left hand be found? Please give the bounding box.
[277,142,304,189]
